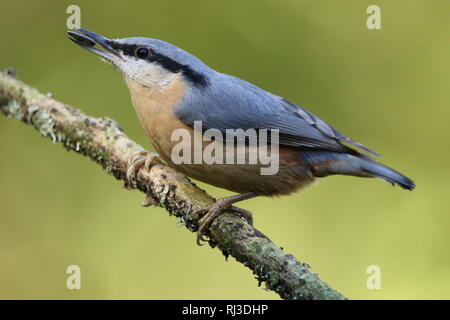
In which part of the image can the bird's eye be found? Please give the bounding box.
[135,47,150,59]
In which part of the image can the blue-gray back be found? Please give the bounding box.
[174,70,378,156]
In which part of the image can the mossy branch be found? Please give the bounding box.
[0,70,346,300]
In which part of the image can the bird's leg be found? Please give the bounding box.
[126,150,162,188]
[192,193,258,245]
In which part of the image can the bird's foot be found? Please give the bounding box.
[192,200,254,246]
[126,150,162,188]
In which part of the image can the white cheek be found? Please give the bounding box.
[118,57,178,87]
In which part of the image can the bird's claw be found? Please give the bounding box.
[126,150,162,188]
[192,201,254,246]
[227,206,254,226]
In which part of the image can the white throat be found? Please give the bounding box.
[119,58,179,88]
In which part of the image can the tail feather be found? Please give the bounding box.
[360,160,415,190]
[302,151,415,190]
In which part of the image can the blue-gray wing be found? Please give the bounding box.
[174,73,379,156]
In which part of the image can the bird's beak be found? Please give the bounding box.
[68,28,121,62]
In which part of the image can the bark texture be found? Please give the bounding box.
[0,71,346,300]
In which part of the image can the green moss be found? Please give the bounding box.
[59,122,115,175]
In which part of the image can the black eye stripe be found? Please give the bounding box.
[108,40,209,87]
[147,54,209,87]
[109,42,154,60]
[108,41,140,57]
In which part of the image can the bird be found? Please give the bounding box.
[68,28,415,244]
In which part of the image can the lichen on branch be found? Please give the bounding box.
[0,71,346,300]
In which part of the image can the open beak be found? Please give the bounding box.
[68,28,121,62]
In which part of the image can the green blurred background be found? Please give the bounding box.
[0,0,449,299]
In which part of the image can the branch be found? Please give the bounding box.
[0,70,346,300]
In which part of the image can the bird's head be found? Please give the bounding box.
[68,28,210,88]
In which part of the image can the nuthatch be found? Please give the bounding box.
[68,28,415,244]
